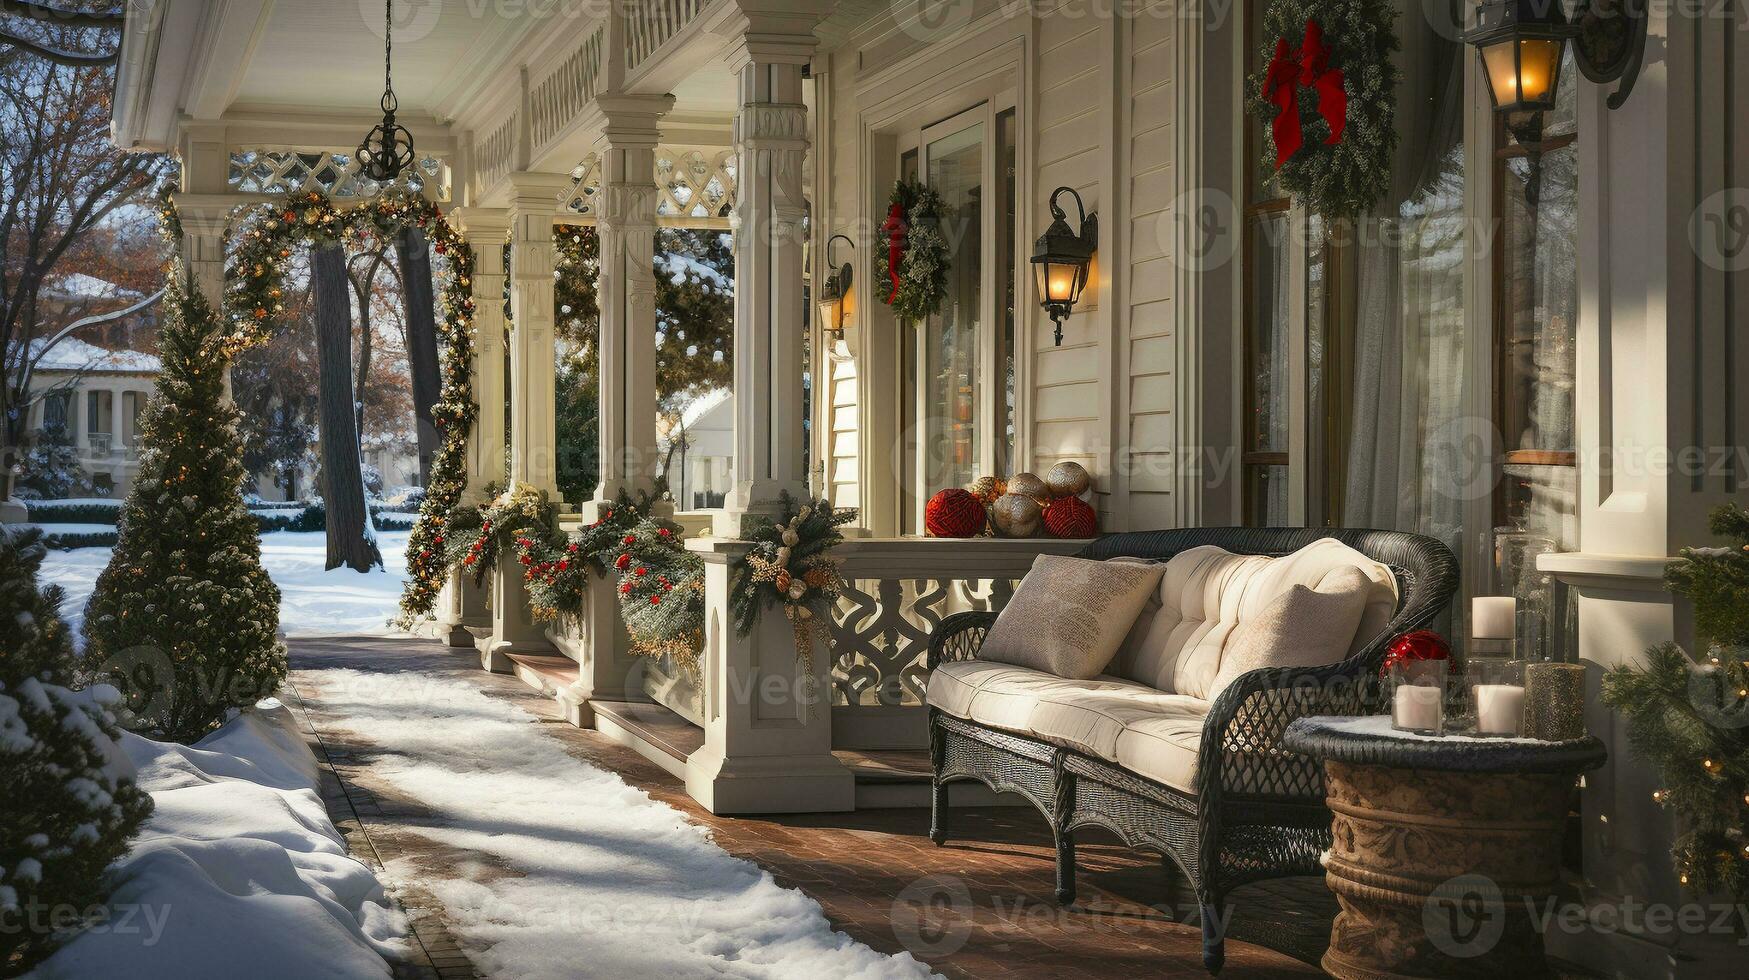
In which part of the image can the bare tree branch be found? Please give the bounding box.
[0,0,124,27]
[0,29,117,66]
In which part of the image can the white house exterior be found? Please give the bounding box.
[109,2,1746,973]
[24,338,160,498]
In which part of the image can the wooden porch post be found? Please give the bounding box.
[685,17,852,814]
[588,94,674,505]
[439,208,510,646]
[482,174,570,670]
[712,30,815,539]
[563,94,674,724]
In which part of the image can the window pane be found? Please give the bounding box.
[1246,465,1291,526]
[995,107,1018,478]
[923,121,984,496]
[1248,211,1291,454]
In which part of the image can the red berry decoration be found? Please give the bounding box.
[1043,495,1098,539]
[1380,629,1451,675]
[925,488,987,538]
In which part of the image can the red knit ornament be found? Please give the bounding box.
[925,488,987,538]
[1043,495,1098,539]
[1380,629,1451,675]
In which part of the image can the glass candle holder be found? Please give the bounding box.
[1390,659,1447,735]
[1524,662,1587,740]
[1468,659,1526,737]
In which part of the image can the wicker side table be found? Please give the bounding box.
[1283,715,1606,980]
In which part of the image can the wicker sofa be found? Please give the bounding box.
[924,528,1459,973]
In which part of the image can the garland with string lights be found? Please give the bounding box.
[1603,503,1749,904]
[217,188,476,624]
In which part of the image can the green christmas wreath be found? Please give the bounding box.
[1246,0,1400,218]
[876,179,951,322]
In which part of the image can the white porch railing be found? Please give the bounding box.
[828,537,1088,750]
[528,26,605,164]
[622,0,709,75]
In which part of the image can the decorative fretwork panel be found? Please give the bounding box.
[472,113,520,201]
[560,147,735,228]
[831,576,1016,709]
[228,150,449,201]
[623,0,707,74]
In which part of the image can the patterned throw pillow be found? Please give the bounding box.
[979,555,1165,680]
[1206,566,1372,701]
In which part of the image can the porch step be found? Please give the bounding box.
[503,652,578,696]
[504,670,1017,809]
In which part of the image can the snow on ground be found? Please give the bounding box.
[38,530,412,640]
[29,703,407,979]
[306,667,937,980]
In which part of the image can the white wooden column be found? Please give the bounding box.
[483,175,570,669]
[450,209,511,503]
[439,208,509,647]
[714,34,816,538]
[589,94,673,507]
[172,192,232,310]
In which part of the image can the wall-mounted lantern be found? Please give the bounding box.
[817,234,854,342]
[1465,0,1647,149]
[1031,186,1097,347]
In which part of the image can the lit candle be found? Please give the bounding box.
[1472,596,1517,640]
[1474,683,1525,737]
[1393,684,1443,734]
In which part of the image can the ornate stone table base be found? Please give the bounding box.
[1320,760,1570,979]
[1282,715,1606,980]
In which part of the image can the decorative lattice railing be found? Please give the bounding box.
[827,538,1088,749]
[623,0,709,75]
[528,26,605,163]
[229,150,450,201]
[559,147,736,228]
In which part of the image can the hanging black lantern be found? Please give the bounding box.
[1030,186,1097,347]
[357,0,415,183]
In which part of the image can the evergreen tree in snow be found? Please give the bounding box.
[82,268,286,743]
[13,420,97,501]
[1,526,153,972]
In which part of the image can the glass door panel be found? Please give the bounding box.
[920,116,985,516]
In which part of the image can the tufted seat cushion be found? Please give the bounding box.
[927,660,1211,793]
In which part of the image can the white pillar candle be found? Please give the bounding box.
[1393,685,1443,733]
[1474,683,1525,736]
[1472,596,1517,640]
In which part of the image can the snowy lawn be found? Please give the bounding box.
[301,666,937,980]
[29,703,408,979]
[38,530,412,639]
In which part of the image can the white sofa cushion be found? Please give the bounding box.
[927,661,1211,792]
[1111,539,1399,697]
[978,555,1165,680]
[1206,566,1373,701]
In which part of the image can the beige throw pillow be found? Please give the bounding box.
[1207,566,1372,701]
[980,556,1165,680]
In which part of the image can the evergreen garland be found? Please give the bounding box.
[516,492,658,621]
[215,188,476,626]
[876,180,951,322]
[730,495,857,668]
[1602,504,1749,903]
[1246,0,1400,218]
[613,517,707,668]
[2,527,153,971]
[83,256,287,743]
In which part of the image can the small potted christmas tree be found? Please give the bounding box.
[1602,503,1749,906]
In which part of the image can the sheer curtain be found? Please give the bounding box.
[1342,8,1469,552]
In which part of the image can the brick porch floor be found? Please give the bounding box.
[286,635,1334,978]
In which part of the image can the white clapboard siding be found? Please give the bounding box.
[1124,5,1178,525]
[1030,3,1108,505]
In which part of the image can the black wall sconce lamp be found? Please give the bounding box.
[817,233,854,341]
[1031,186,1097,347]
[1465,0,1647,149]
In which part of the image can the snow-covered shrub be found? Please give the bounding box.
[14,423,97,501]
[1,526,153,972]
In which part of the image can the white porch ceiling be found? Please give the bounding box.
[231,0,529,117]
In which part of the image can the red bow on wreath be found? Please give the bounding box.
[1263,19,1347,170]
[880,202,906,303]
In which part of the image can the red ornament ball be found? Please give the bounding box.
[925,488,987,538]
[1380,630,1451,675]
[1043,495,1098,539]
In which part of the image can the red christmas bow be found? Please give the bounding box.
[1263,19,1347,170]
[880,202,906,303]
